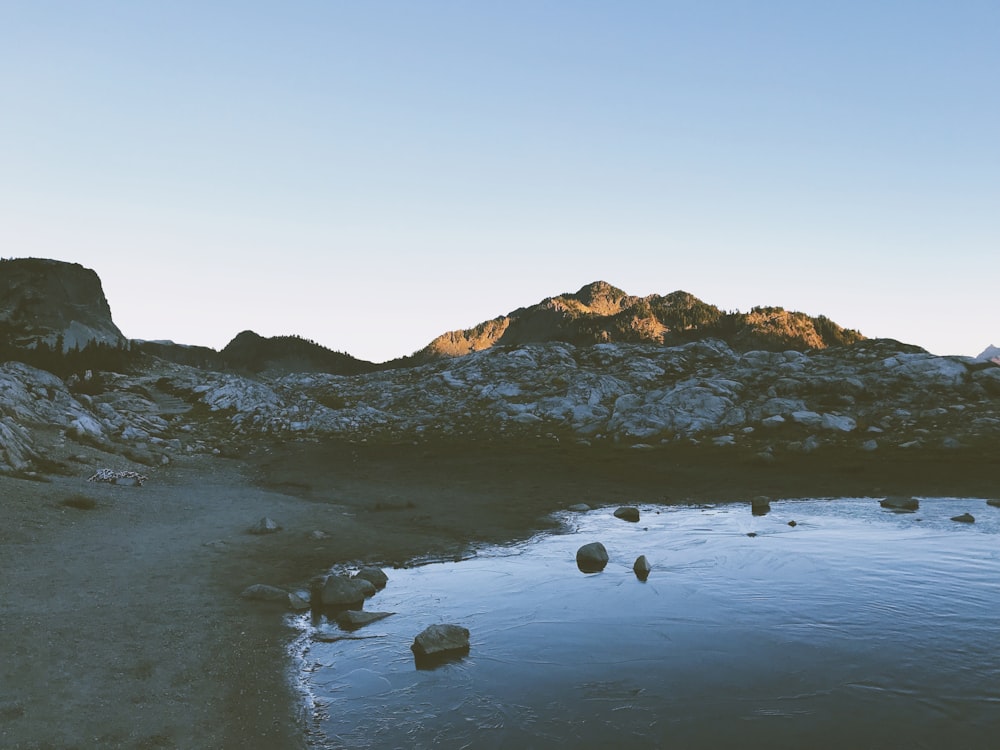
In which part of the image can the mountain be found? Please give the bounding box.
[412,281,863,362]
[976,345,1000,364]
[0,258,127,352]
[219,330,378,375]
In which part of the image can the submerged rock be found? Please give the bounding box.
[249,517,282,535]
[951,513,975,523]
[987,499,1000,508]
[353,567,389,589]
[633,555,651,581]
[614,506,640,522]
[411,624,470,657]
[751,496,771,516]
[336,610,395,629]
[568,503,591,512]
[576,542,609,573]
[880,496,919,511]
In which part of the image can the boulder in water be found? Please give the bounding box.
[576,542,609,573]
[951,513,975,523]
[353,567,389,589]
[411,624,470,658]
[880,496,919,512]
[614,506,640,522]
[320,575,376,606]
[633,555,651,581]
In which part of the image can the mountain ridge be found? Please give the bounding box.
[2,260,867,374]
[411,280,864,363]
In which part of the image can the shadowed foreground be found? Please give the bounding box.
[1,439,997,748]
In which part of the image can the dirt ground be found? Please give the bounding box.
[1,438,997,749]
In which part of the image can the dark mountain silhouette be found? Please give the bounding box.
[219,331,378,375]
[407,281,863,363]
[0,257,126,352]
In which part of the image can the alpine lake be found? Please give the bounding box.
[291,497,1000,750]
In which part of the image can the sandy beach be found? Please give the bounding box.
[2,439,997,749]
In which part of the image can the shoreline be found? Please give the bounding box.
[2,440,998,748]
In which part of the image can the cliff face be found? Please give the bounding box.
[414,281,863,362]
[0,258,126,351]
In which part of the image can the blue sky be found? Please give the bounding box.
[2,1,997,361]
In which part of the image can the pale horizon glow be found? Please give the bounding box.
[2,2,997,362]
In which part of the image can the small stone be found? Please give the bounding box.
[249,517,282,535]
[787,520,797,527]
[614,506,640,522]
[951,513,975,523]
[751,496,771,516]
[633,555,651,581]
[568,503,591,512]
[746,532,758,538]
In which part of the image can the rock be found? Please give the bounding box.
[576,542,609,573]
[751,496,771,516]
[821,414,856,432]
[861,439,879,451]
[633,555,651,581]
[940,437,961,449]
[353,567,388,589]
[568,503,591,512]
[411,624,470,657]
[761,414,786,428]
[880,496,919,511]
[746,532,758,538]
[249,517,282,535]
[308,530,330,540]
[335,610,395,629]
[987,499,1000,508]
[790,410,822,427]
[288,592,311,611]
[951,513,975,523]
[320,575,376,606]
[240,584,288,602]
[614,506,640,522]
[787,520,797,527]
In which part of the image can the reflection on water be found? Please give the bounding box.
[293,498,1000,749]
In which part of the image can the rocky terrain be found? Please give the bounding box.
[3,333,1000,477]
[1,260,998,476]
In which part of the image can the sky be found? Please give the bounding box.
[2,1,997,362]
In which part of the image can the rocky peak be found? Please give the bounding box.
[0,258,126,352]
[976,345,1000,364]
[411,281,862,363]
[561,281,634,315]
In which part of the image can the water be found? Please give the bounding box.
[293,498,1000,749]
